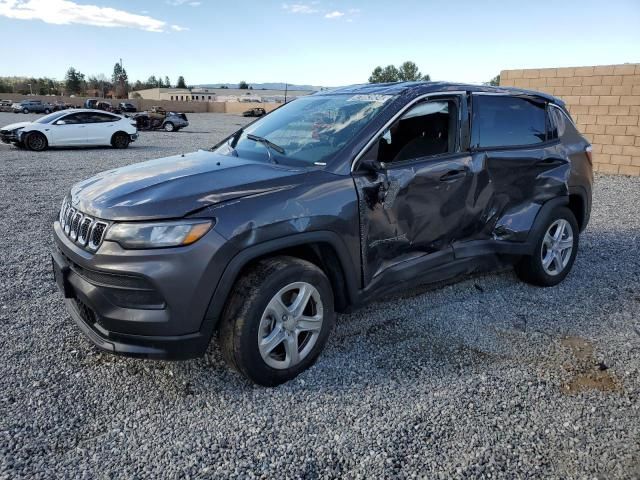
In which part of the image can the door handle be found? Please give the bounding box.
[439,169,466,182]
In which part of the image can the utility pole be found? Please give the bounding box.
[28,83,32,95]
[284,83,288,104]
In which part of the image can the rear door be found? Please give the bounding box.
[84,112,119,145]
[466,94,570,243]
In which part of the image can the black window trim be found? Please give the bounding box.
[469,92,559,152]
[351,91,468,172]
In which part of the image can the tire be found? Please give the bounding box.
[515,206,579,287]
[23,108,29,114]
[44,108,51,114]
[25,132,48,151]
[111,132,130,149]
[219,256,335,386]
[164,122,175,132]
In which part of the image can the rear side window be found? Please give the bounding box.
[473,96,547,148]
[548,105,567,139]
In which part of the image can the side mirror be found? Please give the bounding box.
[55,120,66,125]
[381,129,392,144]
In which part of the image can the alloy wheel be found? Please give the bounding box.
[541,219,574,276]
[28,134,46,151]
[258,282,324,370]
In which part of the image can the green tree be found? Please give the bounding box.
[176,76,187,88]
[487,74,500,86]
[369,65,399,83]
[369,61,430,83]
[238,80,249,89]
[164,76,171,88]
[65,67,85,95]
[0,79,11,93]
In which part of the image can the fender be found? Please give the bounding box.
[524,196,570,246]
[201,230,360,334]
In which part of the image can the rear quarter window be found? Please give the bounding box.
[472,95,547,148]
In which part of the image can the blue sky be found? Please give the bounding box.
[0,0,638,87]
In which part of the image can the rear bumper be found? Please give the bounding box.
[52,220,229,360]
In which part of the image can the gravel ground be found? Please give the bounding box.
[0,112,639,479]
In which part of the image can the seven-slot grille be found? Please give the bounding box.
[59,197,108,251]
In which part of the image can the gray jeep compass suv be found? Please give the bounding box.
[52,82,593,386]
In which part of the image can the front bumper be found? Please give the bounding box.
[130,133,139,142]
[0,131,20,144]
[52,220,228,360]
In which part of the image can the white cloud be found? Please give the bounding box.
[166,0,200,5]
[282,3,318,14]
[0,0,187,32]
[324,10,344,19]
[170,24,189,31]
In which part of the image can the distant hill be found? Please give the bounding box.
[194,82,325,92]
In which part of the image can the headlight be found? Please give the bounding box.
[104,219,213,249]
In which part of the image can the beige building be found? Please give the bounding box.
[500,63,640,176]
[130,87,313,103]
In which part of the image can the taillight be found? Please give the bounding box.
[585,145,593,165]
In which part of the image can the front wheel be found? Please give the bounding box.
[516,206,579,287]
[219,256,335,386]
[25,132,48,151]
[164,122,175,132]
[22,108,29,114]
[44,108,51,114]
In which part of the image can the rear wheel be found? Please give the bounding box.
[111,132,130,149]
[164,122,175,132]
[25,132,48,151]
[219,256,335,386]
[516,206,579,286]
[22,108,29,114]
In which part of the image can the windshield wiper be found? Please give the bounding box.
[246,133,285,164]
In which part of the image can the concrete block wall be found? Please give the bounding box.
[0,93,280,116]
[500,64,640,176]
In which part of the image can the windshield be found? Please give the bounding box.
[215,94,394,166]
[34,111,69,124]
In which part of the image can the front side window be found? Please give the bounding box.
[473,96,546,148]
[35,111,69,124]
[374,100,457,164]
[58,113,86,124]
[216,94,394,166]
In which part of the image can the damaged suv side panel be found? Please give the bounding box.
[51,82,592,385]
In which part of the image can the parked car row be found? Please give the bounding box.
[1,105,190,150]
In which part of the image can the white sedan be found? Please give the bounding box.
[0,109,138,151]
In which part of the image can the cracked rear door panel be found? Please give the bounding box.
[465,94,570,244]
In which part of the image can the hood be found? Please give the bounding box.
[1,121,31,131]
[70,150,306,221]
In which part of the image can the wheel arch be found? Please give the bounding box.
[203,231,360,335]
[568,186,590,232]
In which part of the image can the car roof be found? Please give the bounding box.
[60,109,121,114]
[320,81,564,106]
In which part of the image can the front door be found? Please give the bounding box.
[47,112,88,146]
[354,95,476,286]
